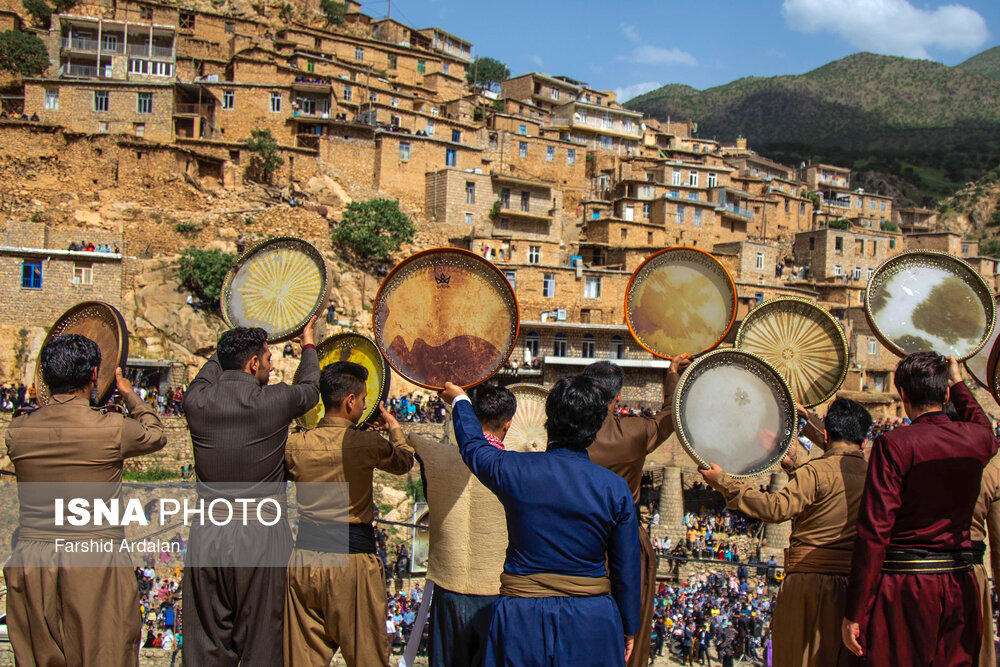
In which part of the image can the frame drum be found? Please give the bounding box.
[373,248,519,390]
[294,333,390,430]
[964,296,1000,390]
[673,349,796,478]
[735,297,848,408]
[221,236,330,343]
[35,301,129,406]
[625,247,737,358]
[865,250,994,361]
[505,384,549,452]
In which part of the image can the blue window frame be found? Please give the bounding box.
[445,148,456,167]
[22,260,42,289]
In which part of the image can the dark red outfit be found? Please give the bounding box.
[845,381,998,666]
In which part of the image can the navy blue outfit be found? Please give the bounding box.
[452,398,641,667]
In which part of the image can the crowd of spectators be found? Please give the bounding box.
[0,111,40,122]
[0,383,33,412]
[387,394,446,424]
[136,566,183,665]
[385,585,425,655]
[867,416,911,439]
[131,377,186,416]
[618,404,656,418]
[502,357,543,372]
[67,240,120,253]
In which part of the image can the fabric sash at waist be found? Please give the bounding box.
[783,546,853,575]
[880,546,982,574]
[295,521,376,554]
[499,572,611,598]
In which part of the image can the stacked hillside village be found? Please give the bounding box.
[3,0,1000,551]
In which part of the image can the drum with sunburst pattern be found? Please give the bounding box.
[221,237,330,343]
[735,297,848,408]
[505,384,549,452]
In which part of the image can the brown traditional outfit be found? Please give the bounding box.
[4,392,166,667]
[972,454,1000,666]
[587,372,679,667]
[283,415,413,667]
[710,431,866,667]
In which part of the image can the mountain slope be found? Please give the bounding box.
[958,45,1000,81]
[626,52,1000,205]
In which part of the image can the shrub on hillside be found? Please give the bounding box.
[332,198,414,264]
[177,247,236,305]
[245,129,283,183]
[0,30,49,75]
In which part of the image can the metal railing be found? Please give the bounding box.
[151,44,174,59]
[719,202,755,220]
[61,62,112,78]
[823,198,851,208]
[62,37,99,51]
[127,42,150,56]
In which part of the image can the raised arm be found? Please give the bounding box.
[647,355,692,454]
[607,488,641,637]
[705,464,818,523]
[371,405,414,476]
[117,369,168,459]
[948,356,993,432]
[451,395,505,496]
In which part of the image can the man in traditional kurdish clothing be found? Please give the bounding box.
[584,355,690,667]
[183,322,319,666]
[5,334,167,666]
[972,453,1000,665]
[283,361,413,666]
[441,375,640,666]
[409,383,518,667]
[843,353,998,666]
[700,397,872,667]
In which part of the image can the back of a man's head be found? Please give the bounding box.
[582,360,624,405]
[545,375,607,450]
[217,327,268,371]
[823,397,872,446]
[40,334,101,394]
[894,351,949,408]
[320,361,368,410]
[468,383,516,432]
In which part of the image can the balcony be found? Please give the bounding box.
[62,36,99,52]
[151,44,174,59]
[60,62,112,79]
[823,197,851,208]
[128,42,172,58]
[718,202,755,220]
[173,103,213,118]
[296,134,321,150]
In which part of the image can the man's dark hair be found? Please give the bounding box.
[217,327,268,371]
[40,334,101,394]
[545,375,607,451]
[582,360,624,404]
[823,397,873,446]
[468,383,517,431]
[320,361,368,410]
[894,351,949,408]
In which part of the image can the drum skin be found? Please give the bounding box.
[294,333,390,430]
[504,383,549,452]
[965,296,1000,390]
[35,301,129,406]
[625,247,737,359]
[735,296,848,408]
[373,248,519,390]
[865,250,994,361]
[221,236,330,343]
[673,349,796,478]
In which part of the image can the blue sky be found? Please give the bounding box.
[370,0,1000,100]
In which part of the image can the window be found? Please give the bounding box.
[451,129,461,143]
[520,192,530,213]
[151,61,172,76]
[833,264,842,276]
[785,199,790,213]
[425,120,434,136]
[179,11,195,29]
[225,21,235,33]
[756,252,764,270]
[870,199,876,211]
[693,209,702,226]
[464,213,473,225]
[546,146,554,162]
[543,273,555,298]
[867,267,874,281]
[688,171,698,187]
[73,262,93,284]
[399,142,410,161]
[868,338,878,356]
[270,92,281,113]
[853,266,863,280]
[584,276,601,299]
[518,124,527,135]
[890,238,896,250]
[93,90,109,112]
[465,181,475,205]
[133,122,144,136]
[417,60,426,74]
[610,335,625,359]
[551,88,560,100]
[552,331,566,355]
[431,107,438,117]
[44,89,58,110]
[601,136,612,149]
[354,47,364,61]
[672,170,681,186]
[566,149,575,165]
[676,205,685,224]
[525,331,539,359]
[445,148,456,167]
[21,260,42,289]
[800,202,806,215]
[688,192,699,201]
[528,246,541,264]
[369,93,377,102]
[503,270,516,289]
[222,90,234,109]
[518,142,528,158]
[390,97,398,107]
[582,334,596,358]
[229,149,240,164]
[140,5,153,20]
[343,86,352,101]
[498,216,509,230]
[670,190,679,198]
[101,34,118,51]
[500,188,511,209]
[834,236,843,252]
[306,60,315,73]
[643,203,650,219]
[708,173,717,188]
[881,201,886,211]
[98,121,109,133]
[137,92,152,114]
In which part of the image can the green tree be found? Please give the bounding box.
[467,56,510,92]
[177,247,237,305]
[21,0,51,27]
[827,218,851,230]
[319,0,345,26]
[0,30,49,75]
[981,238,1000,257]
[880,219,898,232]
[332,198,415,263]
[245,129,284,183]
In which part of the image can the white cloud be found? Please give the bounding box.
[615,81,663,102]
[617,24,697,67]
[782,0,988,59]
[529,54,543,67]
